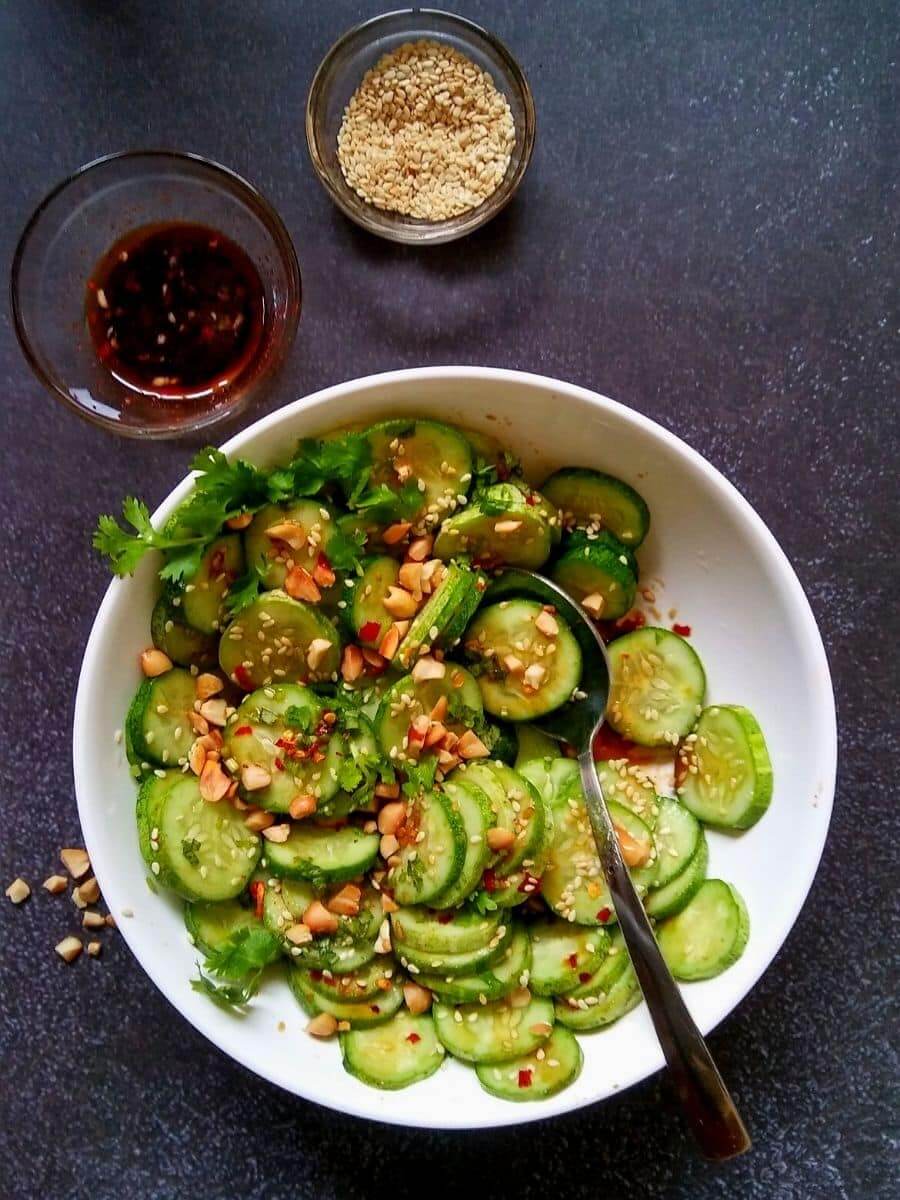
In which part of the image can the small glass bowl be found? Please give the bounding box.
[306,8,536,245]
[11,151,301,439]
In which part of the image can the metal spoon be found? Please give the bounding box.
[486,569,751,1160]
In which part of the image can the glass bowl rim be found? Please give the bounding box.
[305,7,537,245]
[10,148,302,437]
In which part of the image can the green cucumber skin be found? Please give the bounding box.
[264,826,380,885]
[125,668,196,766]
[340,1013,446,1090]
[677,705,773,830]
[181,535,245,634]
[541,467,650,548]
[529,920,611,996]
[656,879,750,981]
[389,903,502,956]
[394,563,483,669]
[289,968,403,1028]
[428,779,492,909]
[432,993,555,1064]
[389,789,468,906]
[219,592,342,690]
[551,535,637,621]
[433,482,555,569]
[644,832,709,919]
[348,556,400,646]
[244,500,340,591]
[363,419,473,531]
[607,627,707,746]
[151,594,216,668]
[184,898,261,956]
[394,920,514,976]
[476,1027,583,1100]
[648,797,702,891]
[514,725,562,768]
[555,962,642,1030]
[414,926,532,1003]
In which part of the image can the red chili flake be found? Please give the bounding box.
[592,725,663,766]
[234,725,252,737]
[248,880,265,919]
[437,911,455,924]
[274,757,285,772]
[359,620,382,643]
[566,953,579,968]
[597,908,611,923]
[496,458,511,481]
[370,1005,381,1014]
[210,550,225,576]
[518,1069,533,1088]
[406,1032,421,1044]
[597,610,646,643]
[309,970,323,982]
[579,972,592,983]
[483,869,500,892]
[524,492,537,506]
[517,872,542,894]
[672,622,692,637]
[233,664,254,690]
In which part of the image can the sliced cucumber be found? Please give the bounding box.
[541,467,650,547]
[137,773,260,901]
[184,897,262,955]
[551,533,637,621]
[263,878,381,971]
[290,967,404,1027]
[595,758,659,826]
[374,665,482,765]
[607,627,706,746]
[428,778,492,908]
[650,797,702,891]
[390,903,502,956]
[223,685,377,814]
[464,599,582,721]
[387,789,467,906]
[518,755,580,811]
[676,705,773,829]
[306,955,396,1004]
[244,499,341,591]
[529,920,611,996]
[515,725,562,768]
[559,928,629,998]
[126,668,198,767]
[434,483,555,569]
[541,773,614,926]
[181,535,245,633]
[263,824,379,885]
[608,800,658,891]
[395,920,513,976]
[555,960,642,1030]
[469,760,547,877]
[657,879,750,980]
[151,594,216,668]
[394,562,485,669]
[645,831,709,919]
[433,993,554,1064]
[362,419,473,532]
[476,1026,583,1101]
[415,925,531,1003]
[340,1012,445,1090]
[448,761,514,843]
[347,556,400,647]
[219,591,342,689]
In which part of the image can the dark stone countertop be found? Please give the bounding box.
[1,2,896,1197]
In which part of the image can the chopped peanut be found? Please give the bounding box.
[380,893,400,914]
[188,740,207,776]
[199,758,231,803]
[341,644,365,682]
[380,833,400,859]
[244,809,276,832]
[87,941,103,958]
[486,827,515,852]
[420,558,443,585]
[289,794,317,819]
[262,823,291,843]
[307,1013,338,1038]
[403,981,433,1015]
[406,535,433,562]
[265,520,306,549]
[55,936,83,964]
[377,801,407,836]
[581,592,605,617]
[361,647,387,671]
[615,823,651,868]
[5,878,30,904]
[313,557,336,588]
[285,565,322,602]
[140,648,172,677]
[378,625,401,660]
[411,655,445,683]
[457,730,490,759]
[327,884,362,917]
[285,923,313,945]
[522,663,547,690]
[75,876,100,905]
[382,521,412,545]
[83,911,107,930]
[398,561,423,595]
[429,695,448,722]
[374,781,400,800]
[241,763,272,792]
[195,673,224,701]
[60,848,90,880]
[502,654,525,675]
[225,511,253,530]
[535,610,559,638]
[304,900,339,935]
[42,875,68,895]
[383,586,418,619]
[187,710,211,736]
[198,698,228,727]
[424,721,447,748]
[374,918,392,954]
[306,638,333,670]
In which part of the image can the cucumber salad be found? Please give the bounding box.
[95,418,773,1101]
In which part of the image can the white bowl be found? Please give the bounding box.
[74,367,836,1129]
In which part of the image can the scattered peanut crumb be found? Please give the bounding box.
[5,878,30,904]
[43,875,68,895]
[87,941,102,958]
[60,848,90,880]
[55,936,83,963]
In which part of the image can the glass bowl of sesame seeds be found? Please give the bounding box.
[306,9,536,244]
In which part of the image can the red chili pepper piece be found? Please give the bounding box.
[234,725,252,737]
[233,664,254,690]
[309,970,323,982]
[483,869,500,892]
[518,1069,533,1088]
[248,880,265,919]
[370,1005,380,1014]
[579,972,592,983]
[274,757,285,771]
[359,620,381,643]
[567,953,579,968]
[672,622,692,637]
[437,911,455,924]
[525,492,537,506]
[406,1032,421,1044]
[597,907,611,923]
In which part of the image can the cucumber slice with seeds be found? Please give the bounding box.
[515,725,562,768]
[607,627,706,746]
[262,878,382,971]
[529,920,611,996]
[394,562,484,669]
[395,920,513,976]
[555,959,642,1030]
[219,591,342,690]
[414,924,531,1003]
[649,797,702,891]
[347,556,400,647]
[472,761,547,877]
[390,903,502,956]
[151,594,216,668]
[126,668,198,767]
[657,879,750,980]
[245,500,341,592]
[434,482,555,569]
[551,533,637,621]
[676,705,773,829]
[290,967,403,1027]
[645,831,709,919]
[137,772,261,901]
[306,956,397,1004]
[340,1012,445,1090]
[184,897,262,955]
[476,1026,583,1100]
[541,467,650,547]
[181,534,245,633]
[374,666,482,765]
[595,758,659,826]
[362,419,473,532]
[433,992,554,1063]
[464,599,582,721]
[387,789,467,906]
[264,824,379,885]
[428,778,492,908]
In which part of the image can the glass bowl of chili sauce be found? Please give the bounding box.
[11,151,301,438]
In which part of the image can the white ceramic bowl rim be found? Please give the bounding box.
[73,367,837,1128]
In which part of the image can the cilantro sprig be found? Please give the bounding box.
[191,926,282,1010]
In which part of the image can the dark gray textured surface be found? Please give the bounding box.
[1,1,897,1196]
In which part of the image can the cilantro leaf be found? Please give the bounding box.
[278,434,372,500]
[92,497,207,577]
[401,758,438,798]
[351,481,422,524]
[181,838,201,866]
[284,703,316,733]
[191,972,262,1009]
[324,524,367,573]
[472,889,498,915]
[224,559,268,617]
[191,925,282,1011]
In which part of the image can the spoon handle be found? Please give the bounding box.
[577,749,751,1160]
